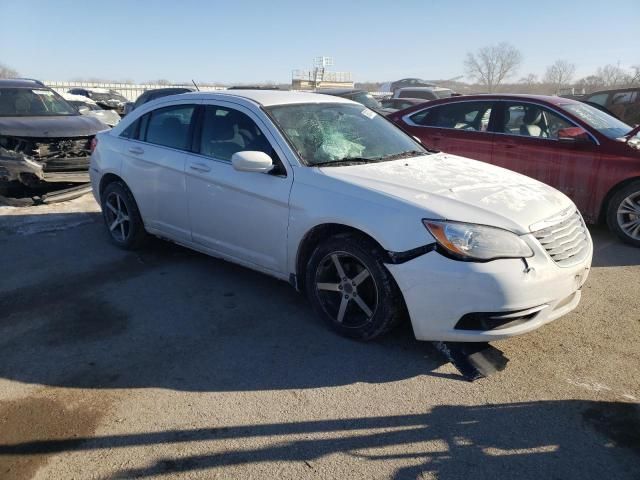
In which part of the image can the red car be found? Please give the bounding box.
[388,94,640,246]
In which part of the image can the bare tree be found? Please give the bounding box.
[596,64,631,87]
[0,62,19,79]
[464,43,522,92]
[518,73,538,86]
[544,60,576,92]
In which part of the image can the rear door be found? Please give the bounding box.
[120,103,197,242]
[401,100,496,161]
[185,102,293,274]
[491,101,601,214]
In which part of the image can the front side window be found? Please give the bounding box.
[411,101,493,131]
[144,105,195,150]
[266,103,425,166]
[199,106,272,161]
[0,88,77,116]
[502,103,575,139]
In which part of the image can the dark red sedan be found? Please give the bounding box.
[388,94,640,246]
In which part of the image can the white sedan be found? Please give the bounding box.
[90,90,592,342]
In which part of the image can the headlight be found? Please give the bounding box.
[423,220,533,261]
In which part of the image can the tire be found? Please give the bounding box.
[305,234,405,340]
[101,181,148,250]
[606,180,640,247]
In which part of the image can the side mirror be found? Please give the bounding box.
[558,127,590,143]
[231,151,274,173]
[77,106,90,114]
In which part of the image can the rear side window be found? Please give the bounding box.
[411,101,493,131]
[198,105,272,161]
[120,119,138,139]
[587,93,608,106]
[144,105,196,150]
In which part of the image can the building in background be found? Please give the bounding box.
[292,56,354,90]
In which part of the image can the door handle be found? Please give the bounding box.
[128,146,144,155]
[189,163,211,173]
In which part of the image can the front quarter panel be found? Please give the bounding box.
[287,167,434,275]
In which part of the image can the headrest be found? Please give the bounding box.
[523,108,542,125]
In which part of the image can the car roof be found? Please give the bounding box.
[0,78,47,88]
[391,93,584,116]
[397,86,451,92]
[172,90,355,107]
[315,88,365,95]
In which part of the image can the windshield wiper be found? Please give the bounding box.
[313,157,380,167]
[375,150,427,161]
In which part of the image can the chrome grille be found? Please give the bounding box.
[533,211,590,267]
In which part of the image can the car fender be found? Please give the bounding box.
[286,167,435,275]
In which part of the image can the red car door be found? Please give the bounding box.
[491,101,601,219]
[398,100,496,162]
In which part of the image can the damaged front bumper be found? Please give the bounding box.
[0,136,92,187]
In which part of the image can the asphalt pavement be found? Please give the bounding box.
[0,195,638,480]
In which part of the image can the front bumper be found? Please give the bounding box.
[386,233,592,342]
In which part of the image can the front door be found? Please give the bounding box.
[185,102,293,274]
[491,101,601,216]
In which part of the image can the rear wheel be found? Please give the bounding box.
[101,181,147,249]
[606,181,640,247]
[305,234,405,340]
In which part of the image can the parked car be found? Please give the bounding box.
[388,94,640,246]
[91,90,592,344]
[122,87,195,116]
[0,78,107,192]
[379,97,428,111]
[393,86,455,101]
[390,78,436,94]
[68,87,128,115]
[62,92,121,127]
[315,88,394,115]
[584,88,640,126]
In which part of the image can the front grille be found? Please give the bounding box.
[533,210,590,267]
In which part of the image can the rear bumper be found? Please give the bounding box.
[386,233,592,342]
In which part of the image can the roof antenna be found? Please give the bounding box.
[191,79,200,91]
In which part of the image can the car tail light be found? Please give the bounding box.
[90,137,98,153]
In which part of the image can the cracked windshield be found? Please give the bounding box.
[268,103,425,165]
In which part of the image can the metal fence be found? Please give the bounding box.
[43,81,225,101]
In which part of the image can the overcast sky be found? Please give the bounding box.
[1,0,638,84]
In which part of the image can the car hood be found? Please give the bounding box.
[0,115,108,138]
[318,153,574,234]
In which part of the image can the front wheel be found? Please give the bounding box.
[305,234,405,340]
[606,181,640,247]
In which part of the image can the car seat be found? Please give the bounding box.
[520,108,546,137]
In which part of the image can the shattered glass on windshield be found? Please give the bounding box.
[267,103,425,166]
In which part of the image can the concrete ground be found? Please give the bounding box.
[0,194,638,480]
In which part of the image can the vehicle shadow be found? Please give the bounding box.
[589,225,640,267]
[0,212,455,393]
[0,400,638,479]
